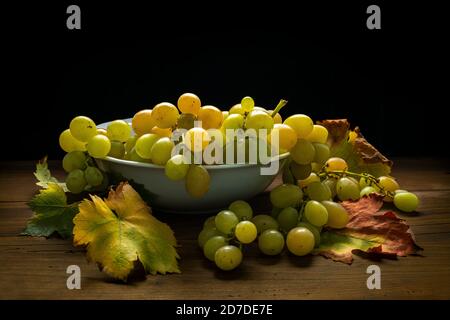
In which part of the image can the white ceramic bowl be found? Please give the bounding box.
[96,119,289,213]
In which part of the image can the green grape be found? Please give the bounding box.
[394,192,419,212]
[107,120,131,142]
[185,165,210,198]
[311,162,323,173]
[270,184,303,208]
[304,200,328,227]
[108,141,125,159]
[203,236,228,261]
[177,113,196,130]
[198,227,223,248]
[251,215,279,234]
[258,229,285,255]
[277,207,299,232]
[127,147,151,163]
[222,114,244,130]
[69,116,97,142]
[306,124,328,144]
[312,143,330,165]
[228,200,253,220]
[165,154,189,181]
[234,221,257,244]
[271,207,283,219]
[395,189,409,194]
[203,216,216,229]
[215,210,239,235]
[125,136,138,153]
[321,200,349,229]
[282,163,296,184]
[66,169,87,194]
[336,177,361,201]
[245,110,274,131]
[86,134,111,158]
[229,104,245,115]
[84,166,103,187]
[135,133,159,159]
[306,181,332,201]
[214,245,242,271]
[59,129,86,152]
[290,162,312,180]
[62,151,87,173]
[150,137,175,165]
[323,178,337,198]
[359,176,371,189]
[298,173,320,188]
[283,114,314,138]
[297,222,321,247]
[286,227,315,256]
[290,139,315,165]
[379,176,400,202]
[241,96,255,112]
[360,186,378,197]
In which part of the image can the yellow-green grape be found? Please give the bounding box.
[290,162,312,180]
[203,216,216,229]
[127,147,151,163]
[395,189,409,194]
[245,110,274,132]
[323,178,337,198]
[306,181,332,201]
[336,177,361,201]
[222,111,229,121]
[197,105,223,129]
[214,245,242,271]
[65,169,87,194]
[311,162,323,172]
[270,183,303,208]
[228,200,253,220]
[203,236,228,261]
[86,134,111,158]
[84,166,103,187]
[125,136,138,153]
[198,227,223,248]
[185,127,210,151]
[151,102,180,129]
[322,200,350,228]
[185,165,210,198]
[290,139,315,165]
[298,173,320,188]
[234,221,257,244]
[62,151,87,173]
[283,114,314,138]
[271,206,283,219]
[306,125,328,144]
[360,186,378,197]
[296,222,321,247]
[286,227,315,256]
[312,143,330,165]
[378,176,400,202]
[229,103,245,115]
[69,116,97,142]
[258,229,285,255]
[151,126,172,137]
[132,109,156,136]
[150,137,175,165]
[215,210,239,235]
[325,157,348,172]
[59,129,86,152]
[277,207,299,232]
[165,154,189,181]
[108,141,125,159]
[304,200,329,227]
[394,192,419,212]
[251,215,279,234]
[177,113,196,130]
[107,120,131,142]
[97,128,108,136]
[222,114,244,130]
[135,133,159,159]
[177,93,201,115]
[268,110,282,124]
[241,96,255,112]
[268,124,297,152]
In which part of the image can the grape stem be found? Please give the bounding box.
[271,99,288,118]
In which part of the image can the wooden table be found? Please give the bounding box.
[1,158,449,300]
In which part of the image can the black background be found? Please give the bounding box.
[3,1,446,161]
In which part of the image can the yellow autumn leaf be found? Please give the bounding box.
[73,182,180,281]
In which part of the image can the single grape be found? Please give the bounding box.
[165,154,189,181]
[306,125,328,144]
[86,134,111,158]
[379,176,400,202]
[290,162,312,180]
[395,189,409,194]
[135,133,159,159]
[177,93,201,115]
[283,114,314,138]
[245,110,274,132]
[69,116,97,142]
[359,176,372,189]
[306,181,332,201]
[277,207,299,232]
[107,120,131,142]
[297,222,321,247]
[286,227,315,256]
[235,221,257,244]
[214,245,242,271]
[336,177,360,201]
[270,183,303,208]
[268,123,297,152]
[125,136,138,153]
[197,105,223,129]
[177,113,196,130]
[185,165,210,198]
[304,200,329,227]
[215,210,239,235]
[267,110,282,124]
[108,141,125,159]
[229,104,245,115]
[258,229,285,255]
[151,126,172,137]
[66,169,87,194]
[185,127,210,152]
[132,109,156,136]
[241,96,255,113]
[394,192,419,212]
[198,227,223,248]
[323,178,337,198]
[151,102,179,129]
[251,215,279,234]
[59,129,86,152]
[298,173,320,188]
[325,157,348,172]
[221,114,244,130]
[203,236,228,261]
[84,166,103,187]
[62,151,87,172]
[150,137,175,165]
[321,201,350,229]
[228,200,253,220]
[290,139,315,165]
[203,216,216,229]
[312,143,330,165]
[360,186,378,197]
[127,147,151,163]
